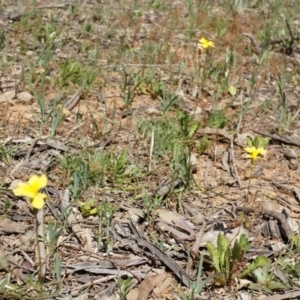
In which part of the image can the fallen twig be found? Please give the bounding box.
[236,206,293,240]
[127,220,191,287]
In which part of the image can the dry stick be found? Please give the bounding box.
[149,127,154,171]
[230,137,243,188]
[62,117,87,142]
[59,189,84,244]
[236,206,294,240]
[260,289,300,300]
[25,138,38,162]
[71,275,117,292]
[62,242,144,283]
[190,220,206,257]
[65,89,82,111]
[243,33,263,55]
[37,3,71,10]
[128,220,191,287]
[252,129,300,147]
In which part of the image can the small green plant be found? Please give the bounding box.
[282,255,300,281]
[0,30,5,52]
[247,261,290,293]
[240,255,269,278]
[206,110,230,129]
[78,199,115,252]
[134,69,164,99]
[49,101,66,137]
[142,192,163,221]
[176,253,215,300]
[277,78,299,130]
[149,0,166,10]
[178,112,200,139]
[59,59,81,87]
[0,273,10,296]
[60,148,141,195]
[3,198,12,216]
[97,201,116,253]
[246,136,270,151]
[59,59,96,89]
[28,68,47,124]
[0,144,11,164]
[150,233,165,250]
[117,276,133,300]
[197,135,210,154]
[114,149,128,176]
[172,144,194,189]
[187,253,215,299]
[206,233,251,286]
[120,67,146,108]
[137,118,176,157]
[78,198,99,217]
[290,235,300,249]
[161,88,179,113]
[71,163,90,199]
[71,171,82,199]
[47,222,62,256]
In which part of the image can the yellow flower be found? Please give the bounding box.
[198,37,215,49]
[245,147,267,163]
[13,174,48,209]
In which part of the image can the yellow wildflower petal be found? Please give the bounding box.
[245,147,256,153]
[257,147,267,155]
[199,38,215,49]
[28,174,47,192]
[31,193,47,209]
[13,182,37,198]
[245,146,267,162]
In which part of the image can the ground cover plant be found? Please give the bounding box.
[1,0,300,299]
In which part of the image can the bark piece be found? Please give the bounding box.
[127,220,191,287]
[137,273,168,300]
[0,218,27,234]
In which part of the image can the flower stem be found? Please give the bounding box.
[35,209,46,295]
[247,164,255,201]
[35,211,43,289]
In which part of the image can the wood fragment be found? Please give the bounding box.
[127,220,191,287]
[154,178,182,198]
[137,273,168,300]
[197,128,232,141]
[190,219,206,259]
[243,33,263,55]
[260,289,300,300]
[204,159,213,182]
[253,130,300,147]
[5,254,26,283]
[0,218,27,234]
[65,89,82,111]
[230,137,243,188]
[59,188,84,244]
[25,138,38,162]
[268,220,281,240]
[71,275,117,292]
[237,206,293,240]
